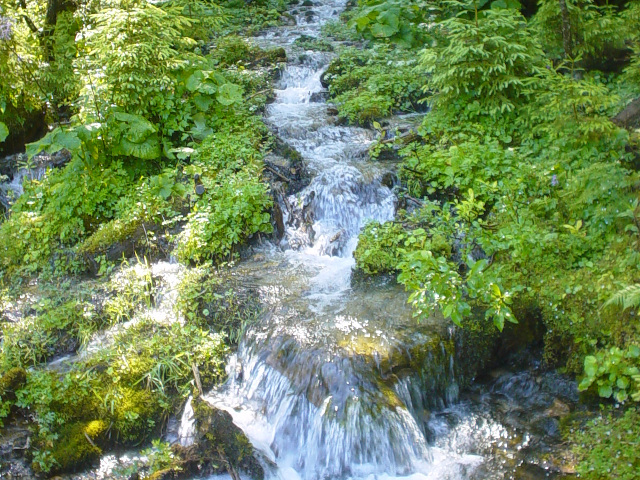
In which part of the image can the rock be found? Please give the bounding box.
[0,150,71,180]
[320,71,331,89]
[612,96,640,129]
[309,91,328,103]
[0,368,26,401]
[544,398,570,418]
[77,219,164,272]
[272,202,285,240]
[531,416,560,438]
[171,397,264,480]
[266,137,310,196]
[0,458,32,480]
[381,172,396,189]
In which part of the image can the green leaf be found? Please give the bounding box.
[450,309,462,327]
[584,356,598,378]
[0,122,8,143]
[186,70,205,92]
[117,137,161,160]
[113,112,157,144]
[371,22,399,38]
[598,384,613,398]
[217,83,243,106]
[616,377,630,390]
[194,94,214,112]
[614,390,628,402]
[578,378,593,391]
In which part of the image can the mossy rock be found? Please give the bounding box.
[0,367,27,401]
[192,397,264,480]
[211,36,286,68]
[147,467,182,480]
[77,218,151,273]
[112,387,163,444]
[45,420,107,474]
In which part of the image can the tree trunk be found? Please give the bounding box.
[612,97,640,129]
[42,0,65,60]
[558,0,573,59]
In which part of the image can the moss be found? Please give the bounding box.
[378,382,404,411]
[147,468,181,480]
[112,387,163,444]
[46,420,107,473]
[0,367,27,400]
[455,311,499,378]
[77,217,143,257]
[211,36,286,68]
[192,397,264,479]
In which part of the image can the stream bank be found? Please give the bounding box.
[0,1,587,479]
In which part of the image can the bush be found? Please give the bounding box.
[325,46,423,125]
[176,122,273,263]
[354,221,412,274]
[176,266,261,343]
[1,300,102,369]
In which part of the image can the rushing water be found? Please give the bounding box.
[173,2,573,480]
[51,2,576,479]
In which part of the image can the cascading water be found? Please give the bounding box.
[170,3,576,480]
[48,3,576,479]
[177,2,478,479]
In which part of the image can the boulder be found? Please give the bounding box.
[171,397,264,480]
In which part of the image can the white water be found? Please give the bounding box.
[177,2,489,479]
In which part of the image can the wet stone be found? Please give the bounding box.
[175,397,264,480]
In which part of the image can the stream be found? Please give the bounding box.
[54,1,577,479]
[175,1,575,479]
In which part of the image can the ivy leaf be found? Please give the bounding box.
[578,377,592,391]
[194,94,214,112]
[26,127,82,159]
[217,83,243,106]
[598,384,613,398]
[616,377,629,389]
[0,122,8,143]
[191,113,213,140]
[584,356,598,378]
[354,15,372,31]
[614,390,628,403]
[186,70,205,92]
[118,137,161,160]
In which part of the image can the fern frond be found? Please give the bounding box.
[603,284,640,311]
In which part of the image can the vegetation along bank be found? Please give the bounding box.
[0,0,640,478]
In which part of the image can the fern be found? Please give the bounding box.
[603,284,640,311]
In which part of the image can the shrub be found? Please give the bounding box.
[325,46,423,125]
[176,124,273,263]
